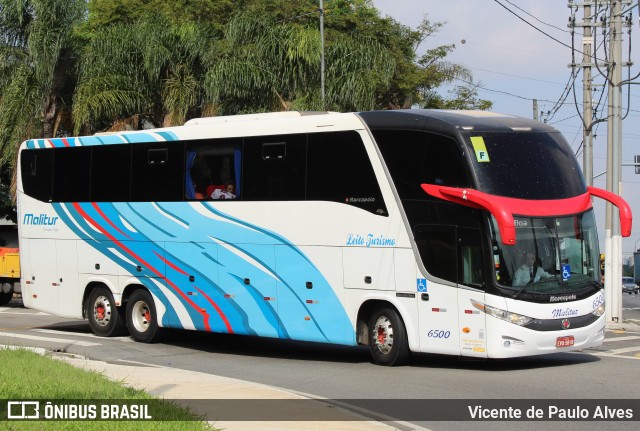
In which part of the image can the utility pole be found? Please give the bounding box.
[582,3,594,186]
[604,0,624,324]
[569,1,596,185]
[569,1,631,325]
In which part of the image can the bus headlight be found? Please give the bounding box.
[592,303,605,317]
[471,300,533,326]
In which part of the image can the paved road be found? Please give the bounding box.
[2,297,639,431]
[622,290,640,322]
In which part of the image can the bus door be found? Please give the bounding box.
[455,227,488,358]
[415,225,461,355]
[414,225,487,356]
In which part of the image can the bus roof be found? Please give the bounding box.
[357,109,559,135]
[22,109,558,150]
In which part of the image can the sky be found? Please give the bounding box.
[372,0,640,261]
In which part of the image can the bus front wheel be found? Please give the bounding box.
[126,289,162,343]
[368,307,410,366]
[87,287,126,337]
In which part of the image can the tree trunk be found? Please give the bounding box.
[402,95,413,109]
[42,93,58,138]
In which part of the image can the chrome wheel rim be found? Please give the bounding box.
[131,300,151,333]
[92,295,112,327]
[373,315,393,355]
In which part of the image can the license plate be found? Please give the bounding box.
[555,336,575,348]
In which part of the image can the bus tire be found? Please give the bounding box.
[368,307,410,366]
[87,287,126,337]
[126,289,162,343]
[0,291,12,306]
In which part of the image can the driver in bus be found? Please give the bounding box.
[513,252,553,286]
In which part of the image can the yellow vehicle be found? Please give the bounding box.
[0,247,20,305]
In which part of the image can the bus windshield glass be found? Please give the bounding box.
[464,132,586,200]
[491,210,600,295]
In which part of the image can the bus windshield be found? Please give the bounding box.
[491,210,600,296]
[464,131,586,200]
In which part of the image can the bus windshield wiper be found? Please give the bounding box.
[512,283,530,299]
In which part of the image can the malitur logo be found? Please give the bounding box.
[22,213,59,226]
[551,308,579,319]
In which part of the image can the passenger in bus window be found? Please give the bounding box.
[513,252,553,286]
[211,183,236,200]
[194,183,205,200]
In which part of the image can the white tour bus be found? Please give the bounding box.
[17,110,632,365]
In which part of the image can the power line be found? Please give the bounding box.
[493,0,586,53]
[469,67,567,85]
[494,0,607,63]
[451,77,555,102]
[502,0,571,33]
[542,70,580,122]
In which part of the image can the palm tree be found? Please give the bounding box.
[0,0,86,165]
[73,15,215,134]
[205,12,395,114]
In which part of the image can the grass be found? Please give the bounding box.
[0,348,215,430]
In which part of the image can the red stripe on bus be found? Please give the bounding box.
[195,286,233,334]
[154,251,188,275]
[91,202,131,239]
[71,203,229,333]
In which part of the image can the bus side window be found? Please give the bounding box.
[414,225,457,283]
[415,225,485,289]
[52,147,91,202]
[131,143,184,202]
[243,134,306,201]
[21,149,54,202]
[374,130,472,200]
[91,144,131,202]
[457,227,485,288]
[307,131,387,216]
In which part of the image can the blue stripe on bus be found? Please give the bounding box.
[77,136,107,146]
[24,129,176,151]
[121,133,157,143]
[123,203,177,239]
[50,201,355,345]
[156,131,179,141]
[51,203,182,328]
[93,135,128,145]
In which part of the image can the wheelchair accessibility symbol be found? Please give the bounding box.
[417,278,427,292]
[562,264,571,281]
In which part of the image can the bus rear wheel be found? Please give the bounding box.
[368,307,410,366]
[126,289,162,343]
[0,291,12,306]
[87,287,126,337]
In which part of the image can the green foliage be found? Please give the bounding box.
[1,0,490,167]
[0,0,86,166]
[73,15,215,132]
[206,12,394,114]
[80,0,480,113]
[423,83,494,111]
[84,0,244,33]
[0,348,213,429]
[0,163,16,221]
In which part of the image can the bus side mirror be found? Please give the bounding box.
[587,186,633,237]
